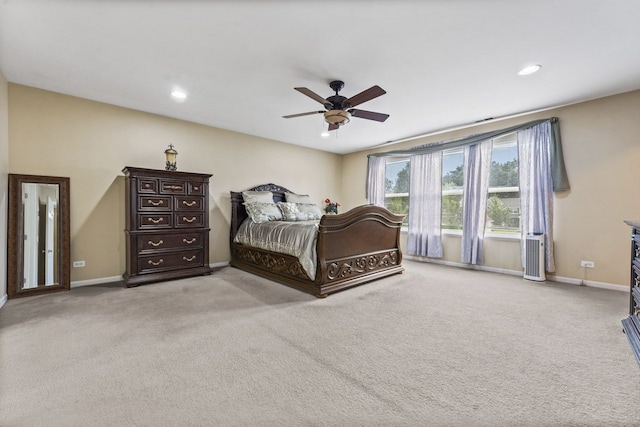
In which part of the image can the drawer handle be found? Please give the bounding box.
[193,186,199,191]
[148,200,164,206]
[182,200,197,207]
[182,216,197,223]
[165,185,182,190]
[144,183,151,188]
[148,259,164,266]
[183,238,196,244]
[148,239,164,247]
[183,256,196,262]
[148,217,164,224]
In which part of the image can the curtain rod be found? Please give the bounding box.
[368,117,557,158]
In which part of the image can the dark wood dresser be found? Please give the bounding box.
[622,220,640,365]
[123,167,213,287]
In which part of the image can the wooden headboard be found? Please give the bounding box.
[229,183,294,243]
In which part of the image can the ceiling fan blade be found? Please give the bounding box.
[283,111,324,119]
[294,87,330,106]
[344,85,386,108]
[349,109,390,122]
[328,123,339,131]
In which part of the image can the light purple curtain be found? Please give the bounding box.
[407,152,443,257]
[366,155,386,207]
[461,140,493,264]
[518,121,555,272]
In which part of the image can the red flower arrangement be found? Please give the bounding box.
[324,198,340,214]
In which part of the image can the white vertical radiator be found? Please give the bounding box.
[524,234,546,281]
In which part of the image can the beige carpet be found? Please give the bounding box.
[1,261,639,426]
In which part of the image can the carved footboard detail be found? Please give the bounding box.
[325,250,400,281]
[232,244,309,279]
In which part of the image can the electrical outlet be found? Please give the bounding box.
[72,260,85,268]
[580,260,595,268]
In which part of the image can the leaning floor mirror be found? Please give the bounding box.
[8,174,70,299]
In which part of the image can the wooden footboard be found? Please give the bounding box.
[230,184,404,297]
[315,205,404,295]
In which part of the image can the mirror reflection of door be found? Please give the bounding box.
[22,182,59,289]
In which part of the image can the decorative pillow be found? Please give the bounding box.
[277,202,300,221]
[244,202,283,223]
[242,191,274,204]
[296,203,323,220]
[285,192,312,204]
[295,212,309,221]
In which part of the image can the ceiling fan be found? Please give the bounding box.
[283,80,389,131]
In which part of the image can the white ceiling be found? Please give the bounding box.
[1,1,639,154]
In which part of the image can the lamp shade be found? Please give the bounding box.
[324,110,351,126]
[164,144,178,171]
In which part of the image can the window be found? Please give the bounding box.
[383,136,520,236]
[440,136,520,236]
[486,136,520,235]
[384,157,409,225]
[441,149,464,231]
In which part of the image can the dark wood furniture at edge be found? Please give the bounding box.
[123,167,212,287]
[230,183,404,298]
[622,220,640,365]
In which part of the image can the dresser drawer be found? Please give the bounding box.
[138,195,172,211]
[139,250,203,274]
[138,232,204,252]
[138,178,157,194]
[159,179,186,195]
[175,213,205,228]
[138,213,173,229]
[188,182,205,195]
[175,196,204,211]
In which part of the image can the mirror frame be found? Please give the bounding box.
[7,174,70,299]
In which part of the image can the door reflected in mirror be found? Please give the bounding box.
[8,174,70,299]
[22,182,60,289]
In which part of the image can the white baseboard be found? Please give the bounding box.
[546,274,628,292]
[70,262,231,289]
[404,256,628,292]
[71,275,123,288]
[0,293,7,310]
[210,261,230,269]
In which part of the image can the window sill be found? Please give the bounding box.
[485,232,521,241]
[401,228,521,241]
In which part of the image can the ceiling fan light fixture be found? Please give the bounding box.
[324,109,351,126]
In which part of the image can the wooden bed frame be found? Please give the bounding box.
[229,184,404,297]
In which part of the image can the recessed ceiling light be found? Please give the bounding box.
[171,90,187,100]
[321,131,330,138]
[518,64,542,76]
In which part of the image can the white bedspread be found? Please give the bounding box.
[233,220,320,279]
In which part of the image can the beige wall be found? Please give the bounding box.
[0,71,8,301]
[6,83,640,289]
[8,84,342,283]
[341,90,640,287]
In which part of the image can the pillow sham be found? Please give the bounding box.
[295,212,310,221]
[277,202,300,221]
[242,191,274,204]
[296,203,323,220]
[244,202,283,223]
[284,192,312,204]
